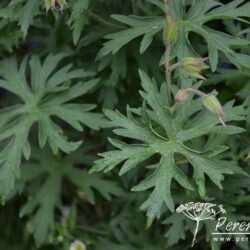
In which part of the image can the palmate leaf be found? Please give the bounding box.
[91,70,246,220]
[99,0,250,70]
[18,147,124,246]
[0,54,106,198]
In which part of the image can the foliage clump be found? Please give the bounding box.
[0,0,250,249]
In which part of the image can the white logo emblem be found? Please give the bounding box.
[176,202,226,247]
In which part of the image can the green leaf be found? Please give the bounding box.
[100,1,250,70]
[132,153,193,217]
[171,0,250,70]
[0,54,105,198]
[164,213,186,246]
[91,71,246,220]
[67,0,90,44]
[18,0,40,35]
[98,16,163,58]
[67,168,125,204]
[20,173,61,245]
[19,147,124,245]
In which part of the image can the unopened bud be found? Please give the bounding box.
[175,87,206,103]
[202,94,227,127]
[180,57,209,80]
[163,16,178,45]
[45,0,67,11]
[175,89,189,102]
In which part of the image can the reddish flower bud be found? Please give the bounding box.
[175,89,189,102]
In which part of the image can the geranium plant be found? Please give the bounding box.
[0,0,249,249]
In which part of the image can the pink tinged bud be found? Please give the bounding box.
[175,88,206,103]
[202,94,227,127]
[175,89,189,102]
[180,57,209,80]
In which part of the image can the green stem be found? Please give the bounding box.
[169,62,181,72]
[87,10,126,29]
[164,0,168,14]
[77,225,108,236]
[163,0,172,106]
[186,88,206,97]
[131,0,138,15]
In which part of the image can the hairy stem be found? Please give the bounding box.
[169,62,181,72]
[186,88,206,97]
[165,44,172,106]
[163,0,172,106]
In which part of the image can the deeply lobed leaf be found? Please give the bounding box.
[0,54,106,198]
[91,71,246,220]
